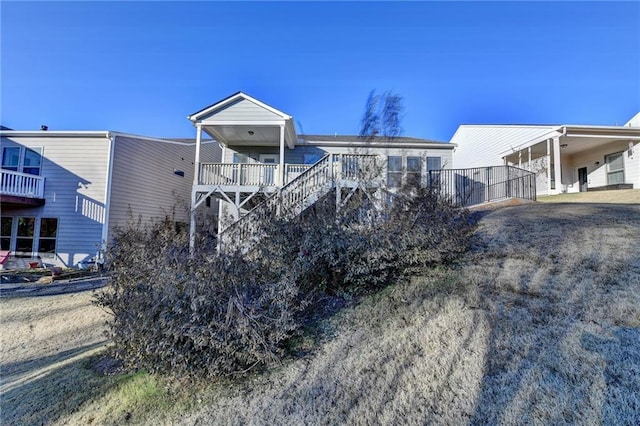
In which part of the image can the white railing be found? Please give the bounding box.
[220,154,379,252]
[285,164,312,184]
[1,169,45,198]
[200,163,279,186]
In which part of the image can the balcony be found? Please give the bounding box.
[0,169,46,207]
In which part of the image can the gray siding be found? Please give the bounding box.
[200,98,284,123]
[108,137,219,239]
[1,135,110,266]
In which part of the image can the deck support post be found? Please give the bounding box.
[552,137,562,194]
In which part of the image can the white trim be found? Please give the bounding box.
[101,135,116,248]
[301,140,456,150]
[199,120,286,126]
[0,130,111,138]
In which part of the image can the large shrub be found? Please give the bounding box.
[96,186,476,378]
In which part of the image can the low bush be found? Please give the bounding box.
[95,186,476,378]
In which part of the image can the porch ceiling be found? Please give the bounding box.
[203,124,284,147]
[503,134,639,163]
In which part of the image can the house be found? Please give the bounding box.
[1,130,219,268]
[450,114,640,195]
[186,92,456,249]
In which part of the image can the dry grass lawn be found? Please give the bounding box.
[2,202,639,425]
[0,291,110,425]
[537,188,640,204]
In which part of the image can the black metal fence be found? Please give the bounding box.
[428,166,536,207]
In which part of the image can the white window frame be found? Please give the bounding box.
[1,146,43,176]
[605,151,625,185]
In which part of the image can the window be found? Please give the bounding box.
[16,217,36,256]
[426,157,442,184]
[23,148,42,175]
[406,156,422,187]
[303,152,323,165]
[1,147,42,175]
[387,156,403,188]
[605,152,624,185]
[1,147,20,171]
[38,218,58,257]
[1,217,12,251]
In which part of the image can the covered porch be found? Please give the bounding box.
[501,126,640,195]
[187,92,302,244]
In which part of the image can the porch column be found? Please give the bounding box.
[552,137,562,195]
[518,150,522,168]
[193,124,202,186]
[528,147,532,171]
[189,124,203,254]
[546,139,552,196]
[279,124,285,186]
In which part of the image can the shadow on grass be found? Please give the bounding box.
[0,343,120,426]
[468,203,640,424]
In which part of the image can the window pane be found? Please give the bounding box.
[1,237,10,250]
[407,156,421,172]
[388,156,402,172]
[24,148,42,167]
[608,170,624,185]
[1,217,12,236]
[427,157,442,172]
[38,238,56,255]
[406,172,421,187]
[40,218,58,238]
[387,172,402,188]
[16,238,33,254]
[2,147,20,170]
[17,217,35,237]
[606,152,623,171]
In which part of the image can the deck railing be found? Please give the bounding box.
[200,163,279,186]
[0,169,45,198]
[199,163,320,187]
[428,166,536,206]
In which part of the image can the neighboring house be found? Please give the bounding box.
[187,92,456,248]
[450,115,640,195]
[1,131,219,267]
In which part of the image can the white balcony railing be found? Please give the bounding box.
[1,169,45,198]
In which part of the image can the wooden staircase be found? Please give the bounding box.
[218,154,379,252]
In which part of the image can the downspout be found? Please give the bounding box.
[101,133,116,258]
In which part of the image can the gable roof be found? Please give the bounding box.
[187,92,292,123]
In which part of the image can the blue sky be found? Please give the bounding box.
[1,1,638,141]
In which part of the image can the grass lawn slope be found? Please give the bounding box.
[1,202,639,425]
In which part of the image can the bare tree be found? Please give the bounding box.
[359,90,404,140]
[359,90,380,139]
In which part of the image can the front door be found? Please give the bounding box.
[578,167,588,192]
[259,154,279,185]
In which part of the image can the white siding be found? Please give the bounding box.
[566,140,639,192]
[1,135,110,266]
[108,137,219,239]
[200,98,284,123]
[450,126,557,168]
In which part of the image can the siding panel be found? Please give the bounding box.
[1,135,110,266]
[200,99,283,123]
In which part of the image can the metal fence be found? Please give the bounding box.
[428,166,536,207]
